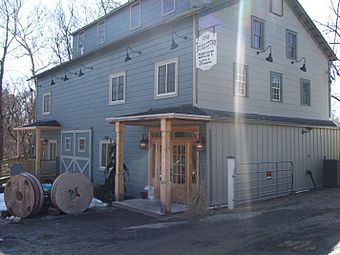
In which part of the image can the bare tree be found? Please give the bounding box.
[48,0,82,64]
[0,0,22,161]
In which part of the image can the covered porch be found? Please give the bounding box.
[6,120,61,180]
[106,106,211,214]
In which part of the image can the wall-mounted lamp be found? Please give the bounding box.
[42,138,49,145]
[196,134,205,151]
[78,64,94,77]
[125,46,142,62]
[50,75,64,86]
[301,127,312,135]
[291,57,307,72]
[170,31,188,50]
[257,45,273,63]
[139,134,148,149]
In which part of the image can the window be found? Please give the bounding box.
[78,138,86,152]
[270,0,283,16]
[43,92,51,114]
[251,16,264,50]
[109,72,126,104]
[155,58,178,98]
[48,141,57,160]
[97,20,105,45]
[99,140,113,170]
[270,72,282,102]
[78,31,85,55]
[65,138,71,152]
[162,0,175,15]
[286,30,297,60]
[130,1,141,29]
[300,79,311,106]
[233,63,248,97]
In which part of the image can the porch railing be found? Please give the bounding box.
[0,157,58,180]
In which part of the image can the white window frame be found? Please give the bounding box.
[78,137,86,152]
[78,31,85,55]
[42,92,51,115]
[270,71,282,102]
[48,140,57,160]
[251,16,264,50]
[130,0,141,30]
[97,20,105,45]
[65,137,71,152]
[109,71,126,105]
[99,140,112,170]
[233,63,248,97]
[161,0,175,16]
[300,78,311,106]
[155,58,178,99]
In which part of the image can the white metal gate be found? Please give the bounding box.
[235,161,293,204]
[60,129,92,179]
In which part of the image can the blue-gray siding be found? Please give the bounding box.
[36,17,194,197]
[72,0,192,58]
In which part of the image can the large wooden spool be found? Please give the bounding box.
[51,172,93,214]
[4,172,44,218]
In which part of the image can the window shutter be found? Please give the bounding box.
[271,0,283,16]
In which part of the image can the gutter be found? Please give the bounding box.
[106,113,212,124]
[31,9,196,80]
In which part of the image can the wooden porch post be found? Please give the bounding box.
[35,128,41,176]
[160,118,171,213]
[16,130,21,158]
[115,121,125,201]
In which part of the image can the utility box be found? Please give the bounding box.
[323,160,340,187]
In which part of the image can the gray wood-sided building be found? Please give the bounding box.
[24,0,339,212]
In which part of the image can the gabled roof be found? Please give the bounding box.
[34,0,336,80]
[287,0,337,61]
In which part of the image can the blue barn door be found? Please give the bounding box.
[60,129,92,179]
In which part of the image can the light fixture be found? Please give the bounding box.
[125,47,142,62]
[50,77,56,86]
[42,138,48,145]
[196,134,205,151]
[170,31,188,50]
[50,75,64,86]
[257,45,273,62]
[139,134,148,149]
[78,64,94,77]
[291,57,307,72]
[301,127,312,135]
[62,72,69,81]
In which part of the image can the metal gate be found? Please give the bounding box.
[235,161,293,204]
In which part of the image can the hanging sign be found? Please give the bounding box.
[196,31,217,71]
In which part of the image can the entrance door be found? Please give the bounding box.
[149,139,199,203]
[171,142,188,203]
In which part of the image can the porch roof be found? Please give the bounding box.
[14,120,61,131]
[106,105,212,124]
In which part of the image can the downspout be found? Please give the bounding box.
[328,61,332,119]
[193,13,198,106]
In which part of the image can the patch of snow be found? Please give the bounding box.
[0,193,6,211]
[89,198,108,208]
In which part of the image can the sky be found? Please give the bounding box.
[5,0,339,109]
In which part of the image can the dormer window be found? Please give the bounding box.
[270,0,283,16]
[78,31,85,55]
[97,20,105,45]
[130,0,141,30]
[162,0,175,15]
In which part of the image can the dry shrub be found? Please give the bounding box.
[186,186,208,216]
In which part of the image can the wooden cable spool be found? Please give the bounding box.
[51,172,93,214]
[4,172,44,218]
